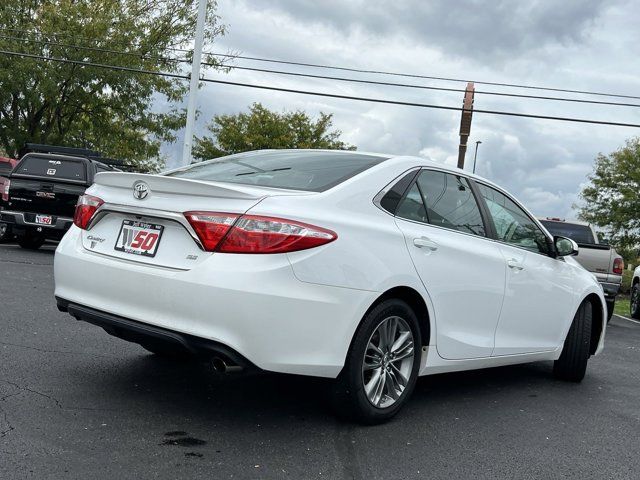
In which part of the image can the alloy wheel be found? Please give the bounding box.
[362,316,415,409]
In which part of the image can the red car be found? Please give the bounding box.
[0,156,19,241]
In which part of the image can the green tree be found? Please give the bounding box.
[0,0,226,171]
[193,102,355,160]
[578,137,640,250]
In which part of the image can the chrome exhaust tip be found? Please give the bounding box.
[211,357,243,374]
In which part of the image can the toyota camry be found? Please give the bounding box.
[54,150,606,423]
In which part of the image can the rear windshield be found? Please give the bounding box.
[166,151,388,192]
[14,156,86,181]
[540,220,596,244]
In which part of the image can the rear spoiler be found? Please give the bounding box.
[93,172,266,200]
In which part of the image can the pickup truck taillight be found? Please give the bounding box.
[73,194,104,229]
[1,179,8,202]
[184,211,337,253]
[613,257,624,275]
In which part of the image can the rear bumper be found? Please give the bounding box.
[57,298,257,370]
[54,226,378,378]
[600,281,621,300]
[1,210,73,235]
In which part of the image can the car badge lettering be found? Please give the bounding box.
[36,191,55,199]
[133,181,149,200]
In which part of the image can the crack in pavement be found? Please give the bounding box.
[0,259,52,266]
[0,341,117,358]
[2,380,64,410]
[0,380,120,414]
[0,409,15,438]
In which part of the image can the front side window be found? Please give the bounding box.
[478,184,550,254]
[396,170,486,237]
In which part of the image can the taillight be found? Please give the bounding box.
[613,257,624,275]
[184,212,337,253]
[1,179,8,202]
[73,194,104,229]
[184,211,239,251]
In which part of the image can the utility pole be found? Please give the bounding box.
[472,140,482,173]
[457,82,475,170]
[180,0,208,168]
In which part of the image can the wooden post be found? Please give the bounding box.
[457,82,475,170]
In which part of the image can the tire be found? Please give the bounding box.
[606,299,615,323]
[140,342,194,360]
[17,232,45,250]
[0,222,8,242]
[331,299,421,424]
[630,284,640,319]
[553,301,592,382]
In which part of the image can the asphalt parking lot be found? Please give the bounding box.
[1,243,639,480]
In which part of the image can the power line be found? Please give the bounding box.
[2,33,639,109]
[206,52,640,101]
[2,49,639,129]
[223,64,640,109]
[4,26,639,102]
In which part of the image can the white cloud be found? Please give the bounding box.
[165,0,640,219]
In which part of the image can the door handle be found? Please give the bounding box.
[413,237,438,251]
[506,258,524,270]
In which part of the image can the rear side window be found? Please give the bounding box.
[166,151,388,192]
[15,156,86,181]
[396,170,486,237]
[539,221,595,244]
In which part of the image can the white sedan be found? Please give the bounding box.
[54,150,606,423]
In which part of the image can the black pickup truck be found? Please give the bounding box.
[1,148,120,249]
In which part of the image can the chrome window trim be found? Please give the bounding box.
[374,166,557,258]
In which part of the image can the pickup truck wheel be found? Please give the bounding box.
[330,299,421,424]
[553,301,592,382]
[606,299,615,323]
[17,232,45,250]
[630,284,640,319]
[0,223,8,242]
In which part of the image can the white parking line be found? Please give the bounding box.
[613,314,640,325]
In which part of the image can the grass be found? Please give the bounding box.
[614,297,630,317]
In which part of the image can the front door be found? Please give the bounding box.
[393,170,506,360]
[475,183,576,355]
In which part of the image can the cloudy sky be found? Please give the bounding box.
[168,0,640,219]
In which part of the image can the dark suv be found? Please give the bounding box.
[1,146,120,249]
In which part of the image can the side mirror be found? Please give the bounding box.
[555,236,579,257]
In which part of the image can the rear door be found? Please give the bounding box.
[393,169,506,360]
[476,184,576,355]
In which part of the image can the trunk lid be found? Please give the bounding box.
[82,172,311,270]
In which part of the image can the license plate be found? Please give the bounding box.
[35,214,53,225]
[114,220,164,257]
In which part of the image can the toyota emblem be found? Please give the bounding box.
[133,181,149,200]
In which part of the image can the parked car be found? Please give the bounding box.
[1,147,119,249]
[0,156,19,241]
[628,267,640,319]
[538,218,622,321]
[54,150,606,423]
